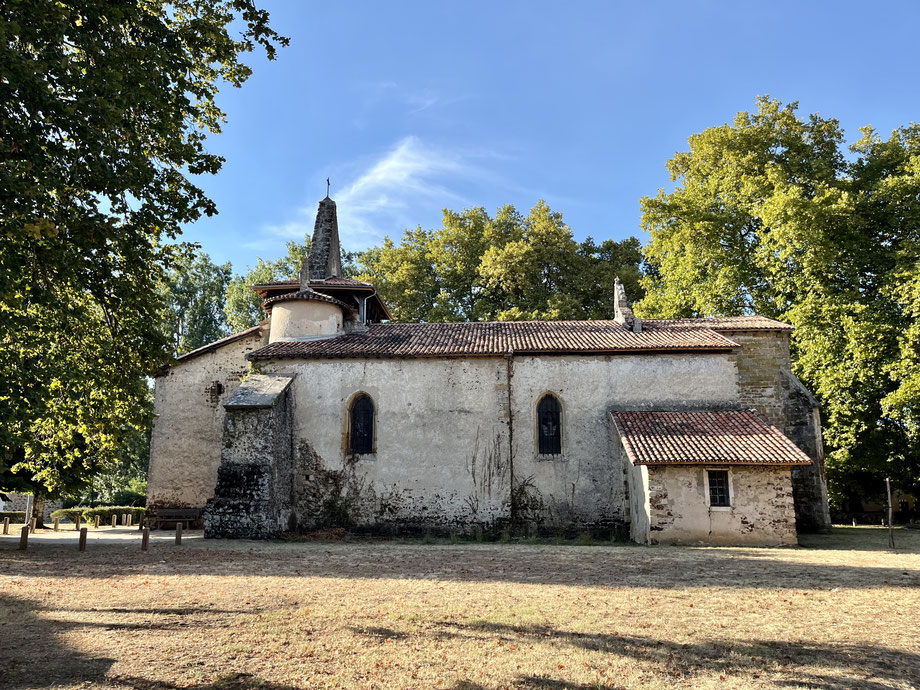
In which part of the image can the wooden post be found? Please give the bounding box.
[53,517,60,532]
[19,525,29,550]
[121,513,127,526]
[78,527,87,552]
[111,515,117,528]
[2,517,8,535]
[886,477,895,549]
[141,528,150,552]
[29,517,36,533]
[175,523,182,545]
[127,514,133,527]
[74,516,81,531]
[94,515,100,529]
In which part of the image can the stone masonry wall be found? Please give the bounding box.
[646,465,798,546]
[204,385,295,539]
[724,330,831,532]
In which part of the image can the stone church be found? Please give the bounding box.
[148,196,831,545]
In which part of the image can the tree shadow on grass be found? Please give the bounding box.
[430,620,920,690]
[0,595,293,689]
[2,541,918,591]
[113,673,299,689]
[0,592,115,689]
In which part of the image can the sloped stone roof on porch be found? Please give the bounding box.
[611,410,812,466]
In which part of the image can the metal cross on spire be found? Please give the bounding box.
[326,177,330,197]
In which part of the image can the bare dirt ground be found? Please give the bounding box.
[0,527,918,690]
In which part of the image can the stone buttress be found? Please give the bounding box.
[204,374,296,538]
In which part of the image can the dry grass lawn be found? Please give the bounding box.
[1,527,918,689]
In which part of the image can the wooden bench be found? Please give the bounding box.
[145,508,203,530]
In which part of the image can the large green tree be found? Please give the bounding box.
[161,250,232,356]
[0,1,286,498]
[224,239,310,331]
[356,201,644,322]
[637,97,920,503]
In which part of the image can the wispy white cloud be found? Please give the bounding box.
[258,136,506,250]
[334,136,474,243]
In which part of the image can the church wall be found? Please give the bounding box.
[263,351,738,534]
[725,329,831,532]
[147,331,264,509]
[643,465,798,546]
[509,353,738,532]
[269,357,511,532]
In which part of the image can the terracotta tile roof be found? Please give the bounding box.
[248,321,738,360]
[251,277,374,290]
[611,410,812,466]
[313,276,374,287]
[261,289,356,313]
[642,316,793,332]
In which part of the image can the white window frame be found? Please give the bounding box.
[704,468,733,512]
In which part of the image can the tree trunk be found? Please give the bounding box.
[32,494,46,529]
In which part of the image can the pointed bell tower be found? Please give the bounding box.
[300,195,343,288]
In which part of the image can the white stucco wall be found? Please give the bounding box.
[147,330,265,508]
[261,352,738,532]
[269,301,343,342]
[510,354,738,530]
[645,465,798,546]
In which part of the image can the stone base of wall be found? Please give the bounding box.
[204,498,278,539]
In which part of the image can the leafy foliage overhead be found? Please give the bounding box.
[162,250,232,356]
[0,1,286,496]
[355,201,644,323]
[636,97,920,500]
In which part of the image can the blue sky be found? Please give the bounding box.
[187,0,920,273]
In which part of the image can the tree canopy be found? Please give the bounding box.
[356,201,644,323]
[0,1,286,497]
[161,250,232,356]
[636,97,920,502]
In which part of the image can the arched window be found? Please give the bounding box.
[349,394,375,455]
[537,394,562,455]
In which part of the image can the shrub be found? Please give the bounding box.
[0,511,26,523]
[50,507,88,523]
[112,489,147,507]
[82,506,146,524]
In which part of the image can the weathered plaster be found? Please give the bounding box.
[147,330,264,508]
[258,352,738,534]
[268,300,343,342]
[510,354,738,531]
[642,465,798,546]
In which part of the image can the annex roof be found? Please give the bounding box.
[610,409,812,466]
[248,320,739,361]
[642,316,793,332]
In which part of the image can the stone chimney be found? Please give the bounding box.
[300,196,343,288]
[614,277,642,333]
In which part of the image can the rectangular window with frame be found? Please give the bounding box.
[708,470,730,507]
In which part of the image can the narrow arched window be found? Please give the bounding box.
[537,394,562,455]
[349,394,375,455]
